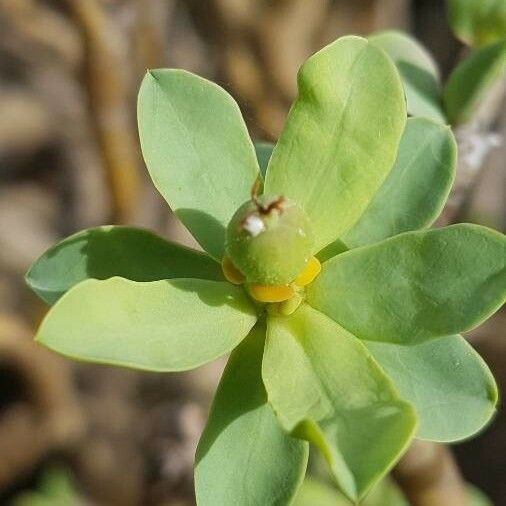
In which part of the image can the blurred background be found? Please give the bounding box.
[0,1,504,505]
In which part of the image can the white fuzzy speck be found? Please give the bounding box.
[243,215,265,237]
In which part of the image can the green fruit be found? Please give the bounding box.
[226,195,313,284]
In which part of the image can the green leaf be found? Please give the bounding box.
[293,478,351,506]
[25,226,223,305]
[254,141,274,179]
[468,484,494,506]
[316,239,349,263]
[365,335,497,441]
[343,118,456,248]
[138,69,260,260]
[195,324,308,506]
[36,277,257,371]
[264,36,406,252]
[294,476,409,506]
[12,467,79,506]
[308,224,506,344]
[263,304,417,501]
[370,30,445,123]
[447,0,506,47]
[444,40,506,125]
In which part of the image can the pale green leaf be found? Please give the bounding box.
[370,30,445,123]
[263,305,417,501]
[293,478,351,506]
[447,0,506,47]
[365,335,497,441]
[316,239,348,263]
[294,477,408,506]
[138,69,260,260]
[444,40,506,125]
[254,141,274,179]
[264,36,406,252]
[12,468,79,506]
[25,226,223,305]
[308,224,506,344]
[294,477,488,506]
[195,324,308,506]
[343,118,456,248]
[468,484,494,506]
[36,277,257,371]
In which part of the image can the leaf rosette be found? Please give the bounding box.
[26,35,505,505]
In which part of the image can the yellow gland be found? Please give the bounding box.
[221,255,245,285]
[248,283,295,303]
[294,256,321,287]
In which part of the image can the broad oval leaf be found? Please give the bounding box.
[25,226,223,305]
[369,31,445,123]
[342,118,456,248]
[264,36,406,252]
[307,224,506,344]
[263,305,417,501]
[138,69,260,260]
[447,0,506,47]
[36,277,257,371]
[195,324,308,506]
[365,335,498,442]
[444,40,506,125]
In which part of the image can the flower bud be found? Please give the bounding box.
[225,194,313,284]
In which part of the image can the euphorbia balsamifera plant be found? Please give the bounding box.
[26,36,505,504]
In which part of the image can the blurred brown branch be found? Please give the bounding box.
[64,0,142,223]
[0,314,83,490]
[394,441,469,506]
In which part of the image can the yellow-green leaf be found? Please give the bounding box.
[343,118,456,248]
[36,278,257,371]
[308,224,506,344]
[264,36,406,252]
[444,40,506,125]
[447,0,506,47]
[25,226,223,304]
[370,30,445,123]
[366,335,498,441]
[195,324,308,505]
[263,305,416,501]
[138,69,260,260]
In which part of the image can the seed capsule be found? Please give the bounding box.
[226,194,313,285]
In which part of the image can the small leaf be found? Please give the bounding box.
[254,141,274,179]
[12,467,79,506]
[36,278,257,371]
[444,40,506,125]
[370,30,445,123]
[365,335,498,441]
[195,324,308,506]
[138,69,260,260]
[294,476,409,506]
[447,0,506,47]
[308,224,506,344]
[316,239,349,263]
[25,226,223,305]
[343,118,457,248]
[263,305,416,501]
[264,36,406,252]
[468,484,494,506]
[293,478,351,506]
